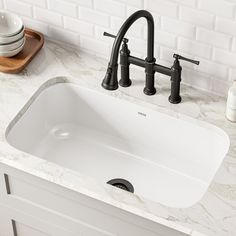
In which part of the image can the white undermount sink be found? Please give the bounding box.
[6,81,230,208]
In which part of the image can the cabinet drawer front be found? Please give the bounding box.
[0,204,77,236]
[5,175,162,236]
[0,167,190,236]
[14,222,51,236]
[5,175,117,236]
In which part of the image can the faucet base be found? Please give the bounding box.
[102,64,119,91]
[119,78,132,87]
[101,81,118,91]
[143,87,156,96]
[168,95,182,104]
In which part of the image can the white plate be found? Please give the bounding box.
[0,39,25,57]
[0,11,23,37]
[0,26,25,44]
[0,36,25,52]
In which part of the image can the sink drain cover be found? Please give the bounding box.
[107,178,134,193]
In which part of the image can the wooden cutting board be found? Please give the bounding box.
[0,28,44,74]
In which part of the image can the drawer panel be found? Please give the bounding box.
[6,175,162,236]
[14,221,50,236]
[0,169,189,236]
[0,203,77,236]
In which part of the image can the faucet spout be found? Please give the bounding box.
[102,10,155,91]
[110,10,155,66]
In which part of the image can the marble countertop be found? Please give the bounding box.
[0,40,236,236]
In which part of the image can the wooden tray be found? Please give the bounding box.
[0,28,44,74]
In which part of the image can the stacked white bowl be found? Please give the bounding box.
[0,11,25,57]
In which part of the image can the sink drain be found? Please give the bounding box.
[107,178,134,193]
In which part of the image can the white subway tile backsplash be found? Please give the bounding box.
[195,58,228,79]
[80,36,111,56]
[49,26,79,46]
[191,75,212,91]
[69,0,93,8]
[198,0,235,18]
[3,0,236,96]
[196,28,231,49]
[22,17,49,35]
[146,0,178,18]
[215,17,236,35]
[119,0,143,8]
[110,17,123,30]
[95,26,116,43]
[161,17,196,39]
[211,78,231,95]
[160,46,195,69]
[48,0,77,18]
[178,37,212,59]
[79,7,110,27]
[182,68,212,90]
[179,6,214,29]
[126,5,144,16]
[34,7,63,27]
[172,0,196,7]
[213,48,236,67]
[128,37,147,55]
[64,17,94,36]
[94,0,126,18]
[159,46,177,63]
[5,0,32,17]
[127,23,144,39]
[155,30,177,48]
[111,16,144,38]
[21,0,46,8]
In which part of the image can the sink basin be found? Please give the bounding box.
[6,82,230,208]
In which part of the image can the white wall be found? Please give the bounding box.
[1,0,236,95]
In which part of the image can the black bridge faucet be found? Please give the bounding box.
[102,10,200,104]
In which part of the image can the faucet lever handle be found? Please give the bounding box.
[173,54,200,65]
[103,32,129,43]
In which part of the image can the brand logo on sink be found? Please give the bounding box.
[138,112,147,117]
